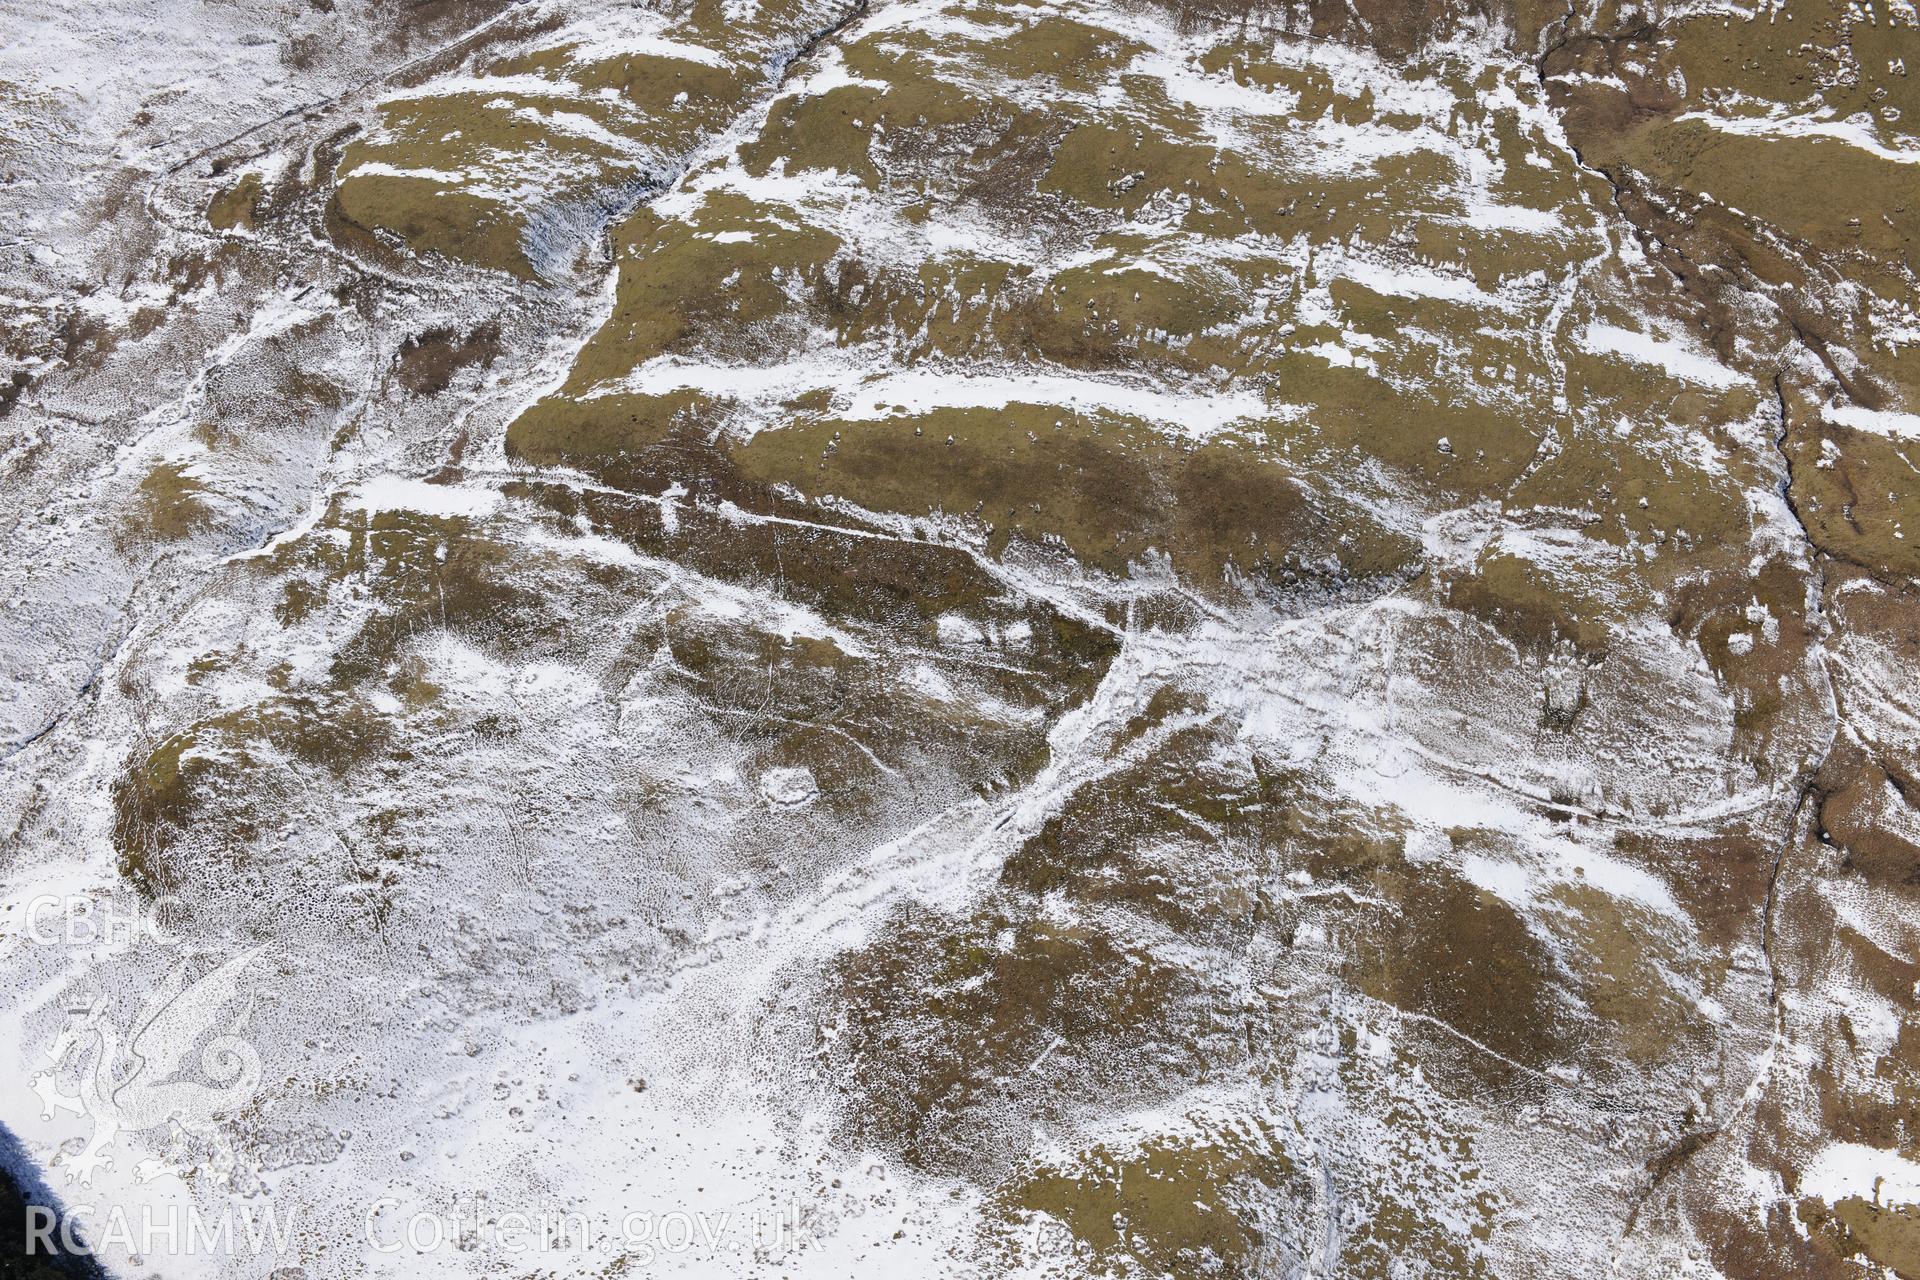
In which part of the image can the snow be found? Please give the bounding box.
[1676,108,1920,166]
[600,354,1272,440]
[346,475,505,519]
[1825,402,1920,439]
[1579,322,1748,389]
[1802,1143,1920,1207]
[0,0,1894,1275]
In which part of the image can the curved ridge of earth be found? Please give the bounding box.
[2,0,1919,1276]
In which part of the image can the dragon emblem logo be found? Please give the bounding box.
[32,947,265,1186]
